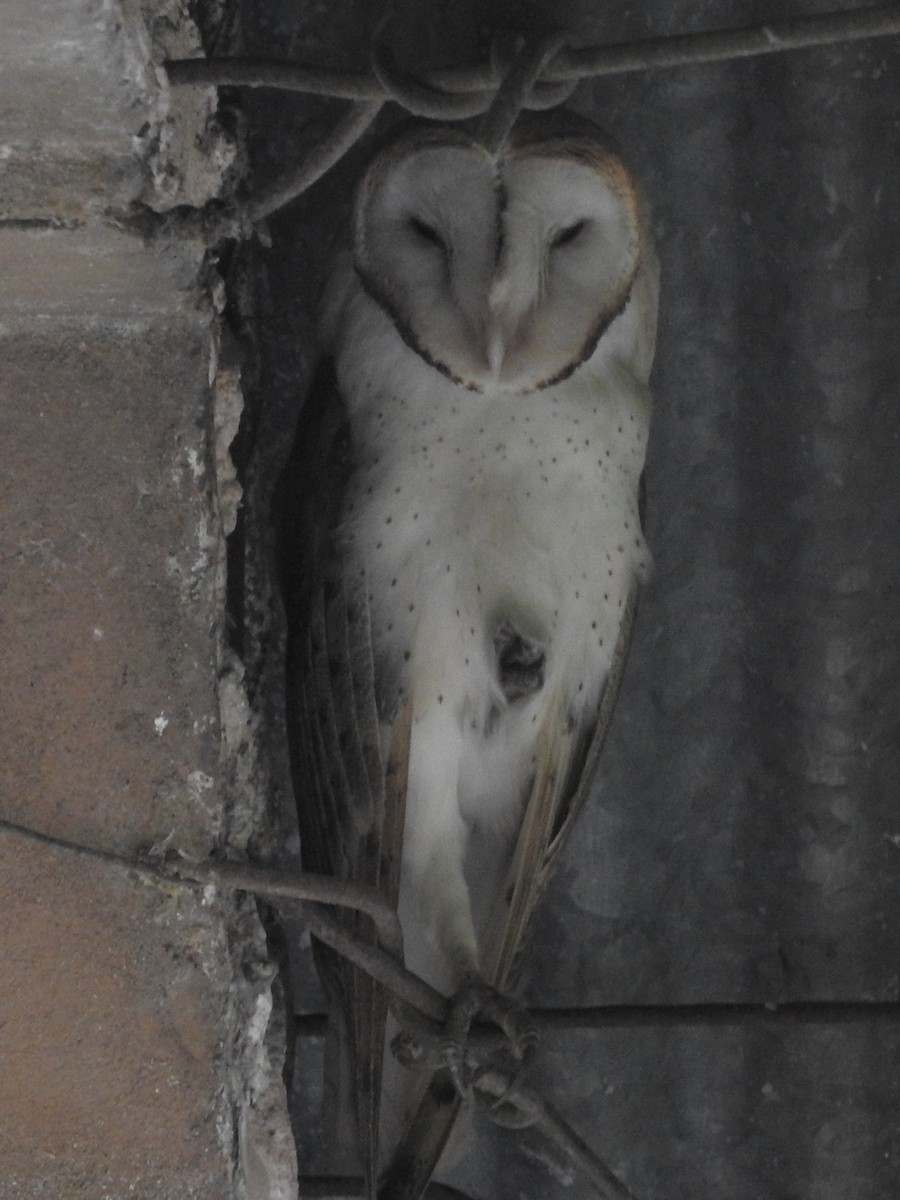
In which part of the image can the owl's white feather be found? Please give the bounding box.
[310,114,658,1183]
[328,273,653,978]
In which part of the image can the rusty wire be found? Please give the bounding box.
[299,1179,476,1199]
[0,814,404,959]
[476,31,570,156]
[163,3,900,234]
[165,5,900,101]
[4,813,900,1199]
[0,815,633,1199]
[292,996,900,1041]
[9,817,896,1046]
[245,98,383,224]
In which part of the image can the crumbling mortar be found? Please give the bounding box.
[124,0,240,212]
[119,1,298,1193]
[200,133,300,1200]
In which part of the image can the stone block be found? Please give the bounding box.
[0,0,235,220]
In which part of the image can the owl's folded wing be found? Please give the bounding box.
[277,359,410,1198]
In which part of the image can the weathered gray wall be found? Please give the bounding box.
[237,2,900,1197]
[0,3,296,1197]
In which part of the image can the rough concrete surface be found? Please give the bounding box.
[0,839,231,1199]
[0,0,295,1198]
[0,0,236,219]
[1,324,220,858]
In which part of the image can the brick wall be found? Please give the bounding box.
[0,3,295,1197]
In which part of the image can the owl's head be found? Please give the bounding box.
[352,111,656,395]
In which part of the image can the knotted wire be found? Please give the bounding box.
[164,4,900,237]
[165,5,900,101]
[0,814,635,1200]
[4,813,899,1195]
[476,31,571,156]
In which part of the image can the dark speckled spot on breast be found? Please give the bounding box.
[493,621,546,701]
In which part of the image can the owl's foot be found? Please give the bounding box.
[391,1028,433,1070]
[441,980,538,1101]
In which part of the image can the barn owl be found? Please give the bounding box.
[279,109,658,1200]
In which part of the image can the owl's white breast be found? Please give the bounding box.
[332,281,650,738]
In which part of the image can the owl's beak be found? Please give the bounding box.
[486,327,506,379]
[485,282,519,383]
[484,203,542,385]
[485,294,529,385]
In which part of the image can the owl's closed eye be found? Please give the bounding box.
[352,111,655,394]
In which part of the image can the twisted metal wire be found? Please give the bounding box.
[246,99,384,224]
[0,815,633,1200]
[4,814,899,1198]
[166,4,900,102]
[476,31,569,156]
[299,1179,477,1199]
[163,3,900,232]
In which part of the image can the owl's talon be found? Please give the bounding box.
[441,1037,474,1102]
[440,980,538,1100]
[514,1022,540,1059]
[456,981,538,1062]
[391,1030,430,1069]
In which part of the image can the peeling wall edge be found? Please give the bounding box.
[133,0,297,1192]
[209,271,299,1200]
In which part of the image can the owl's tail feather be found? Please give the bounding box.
[376,1072,462,1200]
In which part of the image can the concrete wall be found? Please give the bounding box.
[0,3,295,1198]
